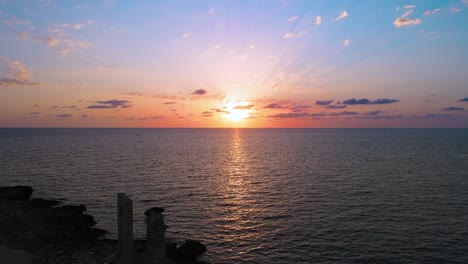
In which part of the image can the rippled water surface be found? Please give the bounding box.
[1,128,467,263]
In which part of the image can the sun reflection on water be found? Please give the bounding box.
[214,129,264,245]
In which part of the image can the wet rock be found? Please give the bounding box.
[178,240,207,260]
[0,186,33,200]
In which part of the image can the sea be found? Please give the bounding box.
[0,128,467,263]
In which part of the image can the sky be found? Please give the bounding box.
[0,0,467,128]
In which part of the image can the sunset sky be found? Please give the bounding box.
[1,0,467,128]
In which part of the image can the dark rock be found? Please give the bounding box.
[144,207,165,216]
[29,198,60,208]
[178,240,207,260]
[0,186,33,200]
[166,241,178,259]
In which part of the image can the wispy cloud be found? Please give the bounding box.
[404,5,416,9]
[126,115,164,121]
[362,110,383,115]
[458,98,468,102]
[393,8,422,27]
[315,16,322,25]
[451,8,461,13]
[267,112,309,119]
[315,100,333,105]
[50,113,72,120]
[124,92,224,101]
[208,8,214,15]
[233,104,254,110]
[264,103,288,109]
[326,105,347,109]
[413,113,464,119]
[1,12,91,56]
[182,32,191,38]
[336,11,348,20]
[342,98,399,105]
[344,39,350,46]
[0,60,39,86]
[423,9,440,16]
[443,106,465,111]
[393,17,422,27]
[283,32,294,38]
[86,100,132,109]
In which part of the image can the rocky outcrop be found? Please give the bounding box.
[178,239,208,260]
[0,186,33,200]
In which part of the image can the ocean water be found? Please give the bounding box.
[0,128,467,263]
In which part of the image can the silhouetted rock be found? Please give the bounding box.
[166,241,178,259]
[0,186,33,200]
[178,240,207,260]
[144,207,165,215]
[29,198,60,208]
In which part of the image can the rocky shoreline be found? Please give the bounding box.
[0,186,208,264]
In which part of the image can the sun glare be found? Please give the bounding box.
[224,100,251,121]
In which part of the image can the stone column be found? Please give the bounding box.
[145,207,167,262]
[117,193,133,264]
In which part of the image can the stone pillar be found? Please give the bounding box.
[145,207,167,262]
[117,193,133,264]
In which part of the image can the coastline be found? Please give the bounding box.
[0,186,208,264]
[0,186,117,264]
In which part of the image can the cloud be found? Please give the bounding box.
[443,106,465,111]
[124,92,224,101]
[163,101,177,105]
[458,98,468,102]
[233,104,254,109]
[404,5,416,9]
[343,39,350,46]
[267,112,309,119]
[0,60,39,86]
[315,16,322,25]
[1,12,91,56]
[288,16,298,22]
[28,112,39,115]
[342,98,399,105]
[393,10,422,27]
[451,8,461,12]
[210,108,229,113]
[50,113,72,120]
[86,100,132,109]
[328,111,358,116]
[291,105,312,112]
[283,32,294,38]
[343,98,399,105]
[326,105,347,109]
[264,103,288,109]
[336,11,348,20]
[201,111,213,117]
[208,8,214,15]
[315,100,333,105]
[423,8,440,16]
[182,33,191,38]
[357,115,404,120]
[413,113,464,119]
[192,89,207,95]
[362,110,383,115]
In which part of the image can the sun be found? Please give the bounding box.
[224,100,252,121]
[226,109,250,121]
